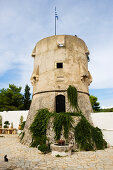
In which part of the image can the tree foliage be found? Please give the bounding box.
[0,84,31,111]
[23,84,31,110]
[0,115,2,125]
[19,115,24,125]
[90,95,100,112]
[99,108,113,112]
[0,84,24,111]
[4,121,10,128]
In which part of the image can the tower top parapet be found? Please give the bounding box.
[31,35,89,58]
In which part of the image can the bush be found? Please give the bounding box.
[4,121,10,128]
[30,136,47,147]
[0,115,2,125]
[38,144,51,154]
[20,121,26,130]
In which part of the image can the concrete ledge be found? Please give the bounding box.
[51,144,73,156]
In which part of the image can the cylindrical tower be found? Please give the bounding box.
[22,35,93,145]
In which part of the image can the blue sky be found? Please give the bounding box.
[0,0,113,108]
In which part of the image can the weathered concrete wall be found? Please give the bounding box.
[22,35,93,145]
[31,35,92,94]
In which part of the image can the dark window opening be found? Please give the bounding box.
[57,63,63,68]
[85,52,90,62]
[56,95,65,113]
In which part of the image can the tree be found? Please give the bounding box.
[90,95,100,112]
[0,84,24,111]
[11,122,13,128]
[19,115,24,125]
[23,84,31,110]
[4,121,10,128]
[99,107,113,112]
[0,115,2,126]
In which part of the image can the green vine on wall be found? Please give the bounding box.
[30,109,52,147]
[19,131,25,141]
[53,112,74,140]
[29,85,107,152]
[29,110,77,147]
[67,85,80,112]
[67,85,107,150]
[74,117,107,151]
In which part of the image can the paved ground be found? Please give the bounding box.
[0,135,113,170]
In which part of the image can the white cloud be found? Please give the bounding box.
[0,0,113,93]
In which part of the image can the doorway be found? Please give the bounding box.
[56,95,65,113]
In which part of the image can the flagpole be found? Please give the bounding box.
[55,7,56,35]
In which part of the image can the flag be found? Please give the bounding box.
[55,7,58,20]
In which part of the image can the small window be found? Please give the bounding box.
[85,52,90,62]
[57,63,63,68]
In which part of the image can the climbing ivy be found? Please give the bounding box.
[67,85,107,150]
[53,112,74,140]
[67,85,80,112]
[30,109,52,147]
[74,117,107,151]
[29,110,77,147]
[19,131,25,141]
[29,85,107,151]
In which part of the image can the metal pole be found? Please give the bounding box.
[55,7,56,35]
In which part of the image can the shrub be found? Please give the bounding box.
[38,144,51,154]
[19,115,23,125]
[20,121,26,130]
[0,115,2,125]
[4,121,10,128]
[11,122,13,128]
[56,154,61,157]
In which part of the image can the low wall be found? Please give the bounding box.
[0,111,113,146]
[0,111,28,130]
[91,112,113,146]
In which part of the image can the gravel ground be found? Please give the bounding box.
[0,135,113,170]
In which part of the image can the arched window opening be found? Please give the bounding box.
[56,95,65,113]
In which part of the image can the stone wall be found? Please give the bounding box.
[22,91,92,146]
[22,35,93,145]
[31,35,92,95]
[46,116,81,149]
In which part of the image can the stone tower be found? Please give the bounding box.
[22,35,93,145]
